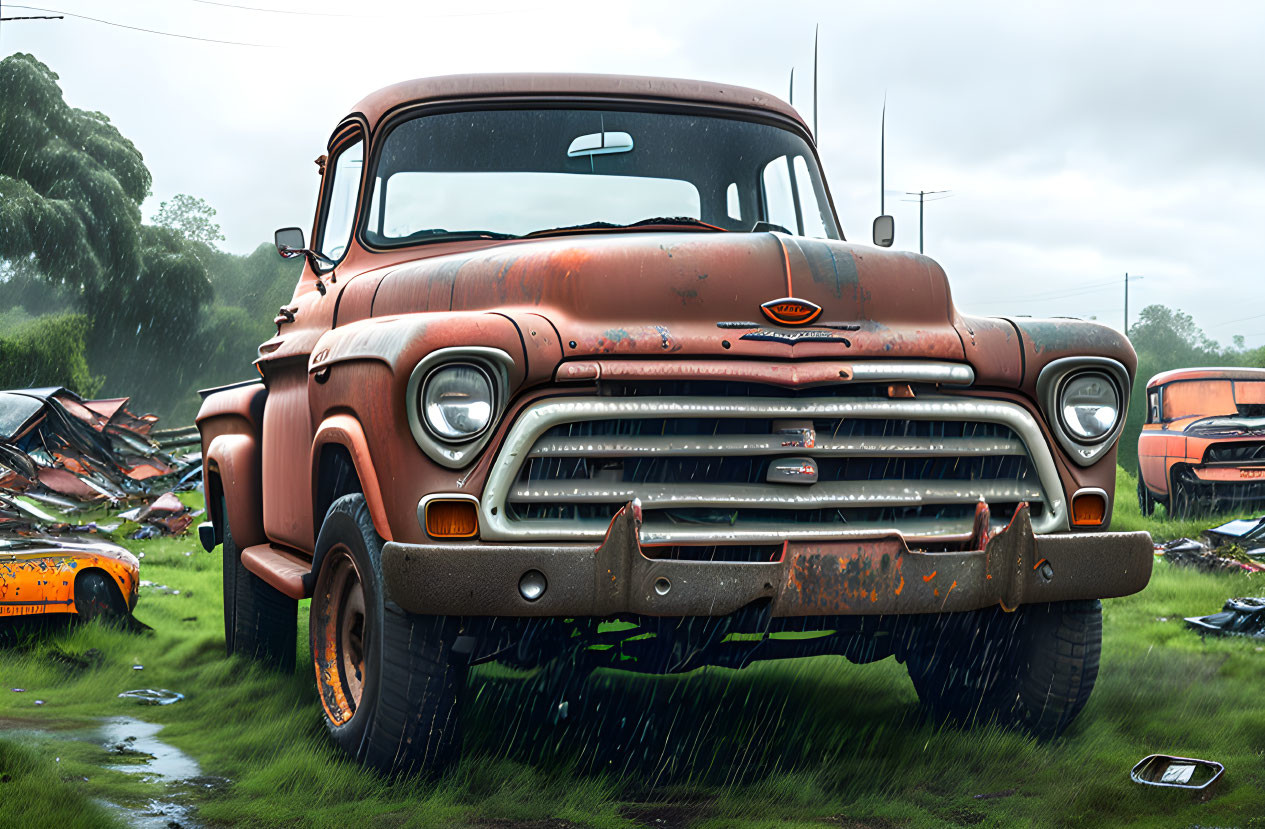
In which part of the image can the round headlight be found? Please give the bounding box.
[421,364,494,442]
[1059,372,1120,442]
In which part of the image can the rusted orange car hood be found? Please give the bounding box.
[366,231,970,362]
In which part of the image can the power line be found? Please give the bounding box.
[188,0,541,20]
[189,0,369,17]
[1123,272,1144,334]
[1205,310,1265,329]
[970,283,1119,307]
[4,4,272,46]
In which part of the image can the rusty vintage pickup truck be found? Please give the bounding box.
[197,73,1152,776]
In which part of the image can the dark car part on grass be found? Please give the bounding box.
[1131,754,1224,790]
[1186,597,1265,638]
[1204,515,1265,549]
[1158,536,1265,574]
[198,73,1154,777]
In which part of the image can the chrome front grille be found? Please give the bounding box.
[480,395,1067,543]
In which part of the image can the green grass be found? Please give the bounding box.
[2,480,1264,828]
[1108,465,1258,540]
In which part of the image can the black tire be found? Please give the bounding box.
[905,599,1102,740]
[310,494,466,778]
[220,495,296,672]
[1137,479,1155,517]
[1168,476,1194,520]
[74,571,127,622]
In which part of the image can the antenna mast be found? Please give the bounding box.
[880,94,886,216]
[789,67,794,105]
[812,24,819,139]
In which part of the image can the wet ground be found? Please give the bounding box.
[4,714,222,829]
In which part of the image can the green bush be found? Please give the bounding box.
[0,313,101,396]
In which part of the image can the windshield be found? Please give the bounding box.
[362,107,839,246]
[1162,378,1265,420]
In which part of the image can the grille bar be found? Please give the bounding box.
[527,435,1026,459]
[524,515,980,545]
[509,480,1042,509]
[480,394,1068,542]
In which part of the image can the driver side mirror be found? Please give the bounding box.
[275,227,307,259]
[872,215,894,247]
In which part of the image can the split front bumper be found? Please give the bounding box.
[381,502,1153,618]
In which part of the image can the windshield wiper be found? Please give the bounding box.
[525,217,726,238]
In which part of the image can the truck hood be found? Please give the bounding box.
[368,231,968,363]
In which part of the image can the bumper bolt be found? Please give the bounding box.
[654,577,671,596]
[519,570,547,601]
[1038,561,1055,582]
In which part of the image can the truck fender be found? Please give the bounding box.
[311,413,393,542]
[205,433,266,549]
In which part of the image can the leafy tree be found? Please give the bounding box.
[0,53,214,416]
[0,53,148,297]
[153,193,226,249]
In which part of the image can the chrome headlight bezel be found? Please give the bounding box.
[1036,357,1130,467]
[1057,371,1120,443]
[421,363,495,443]
[405,347,514,469]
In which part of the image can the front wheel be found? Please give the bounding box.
[310,494,467,777]
[904,600,1102,739]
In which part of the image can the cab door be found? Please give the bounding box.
[258,129,366,553]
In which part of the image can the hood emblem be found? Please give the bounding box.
[761,297,822,326]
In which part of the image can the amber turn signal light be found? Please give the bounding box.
[1071,490,1108,526]
[425,499,478,538]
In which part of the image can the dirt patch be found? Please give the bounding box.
[620,800,714,828]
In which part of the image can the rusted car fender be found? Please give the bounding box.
[304,312,560,545]
[1007,318,1138,391]
[197,382,267,549]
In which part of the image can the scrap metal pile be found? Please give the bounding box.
[0,387,202,538]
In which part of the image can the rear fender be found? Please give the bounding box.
[204,433,265,548]
[197,383,267,548]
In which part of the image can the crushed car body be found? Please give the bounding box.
[197,72,1154,776]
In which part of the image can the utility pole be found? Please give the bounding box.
[1124,273,1144,334]
[903,190,951,254]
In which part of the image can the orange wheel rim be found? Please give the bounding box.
[313,545,367,727]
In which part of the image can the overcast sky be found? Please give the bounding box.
[2,0,1262,346]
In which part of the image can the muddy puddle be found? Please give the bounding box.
[4,715,219,829]
[99,716,206,828]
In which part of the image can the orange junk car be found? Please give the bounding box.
[1137,367,1265,518]
[0,536,139,621]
